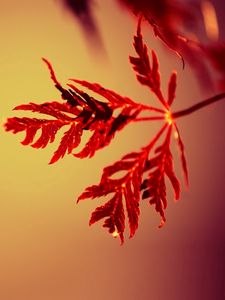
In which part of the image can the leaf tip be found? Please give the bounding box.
[158,218,166,228]
[41,57,48,63]
[137,15,143,35]
[48,157,57,165]
[42,57,61,87]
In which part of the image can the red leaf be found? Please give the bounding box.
[123,180,140,238]
[42,58,61,87]
[129,20,168,108]
[22,124,40,145]
[89,192,125,243]
[141,127,180,226]
[164,150,180,200]
[5,59,143,163]
[78,124,180,241]
[167,71,177,106]
[69,79,135,107]
[151,50,161,92]
[129,24,152,89]
[49,123,82,164]
[5,22,198,243]
[14,102,80,120]
[5,118,63,148]
[78,184,115,201]
[174,125,189,186]
[31,122,63,148]
[78,148,147,241]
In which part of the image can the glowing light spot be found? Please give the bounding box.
[165,111,173,125]
[174,131,179,139]
[201,0,219,41]
[112,230,119,238]
[121,183,126,189]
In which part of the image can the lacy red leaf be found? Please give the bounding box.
[5,59,143,163]
[77,22,190,241]
[167,71,177,106]
[78,146,147,243]
[141,127,180,227]
[4,19,202,243]
[79,121,183,240]
[129,20,168,109]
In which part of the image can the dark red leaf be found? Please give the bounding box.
[70,79,135,107]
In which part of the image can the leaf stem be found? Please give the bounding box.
[139,104,165,114]
[134,116,165,122]
[172,92,225,119]
[143,123,169,152]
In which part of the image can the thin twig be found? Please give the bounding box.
[172,93,225,119]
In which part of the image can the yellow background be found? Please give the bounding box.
[0,1,225,299]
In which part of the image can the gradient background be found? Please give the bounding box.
[1,1,225,299]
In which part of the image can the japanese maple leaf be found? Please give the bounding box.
[78,20,188,243]
[78,20,225,243]
[5,58,146,163]
[5,19,225,243]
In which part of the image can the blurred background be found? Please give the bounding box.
[0,1,225,299]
